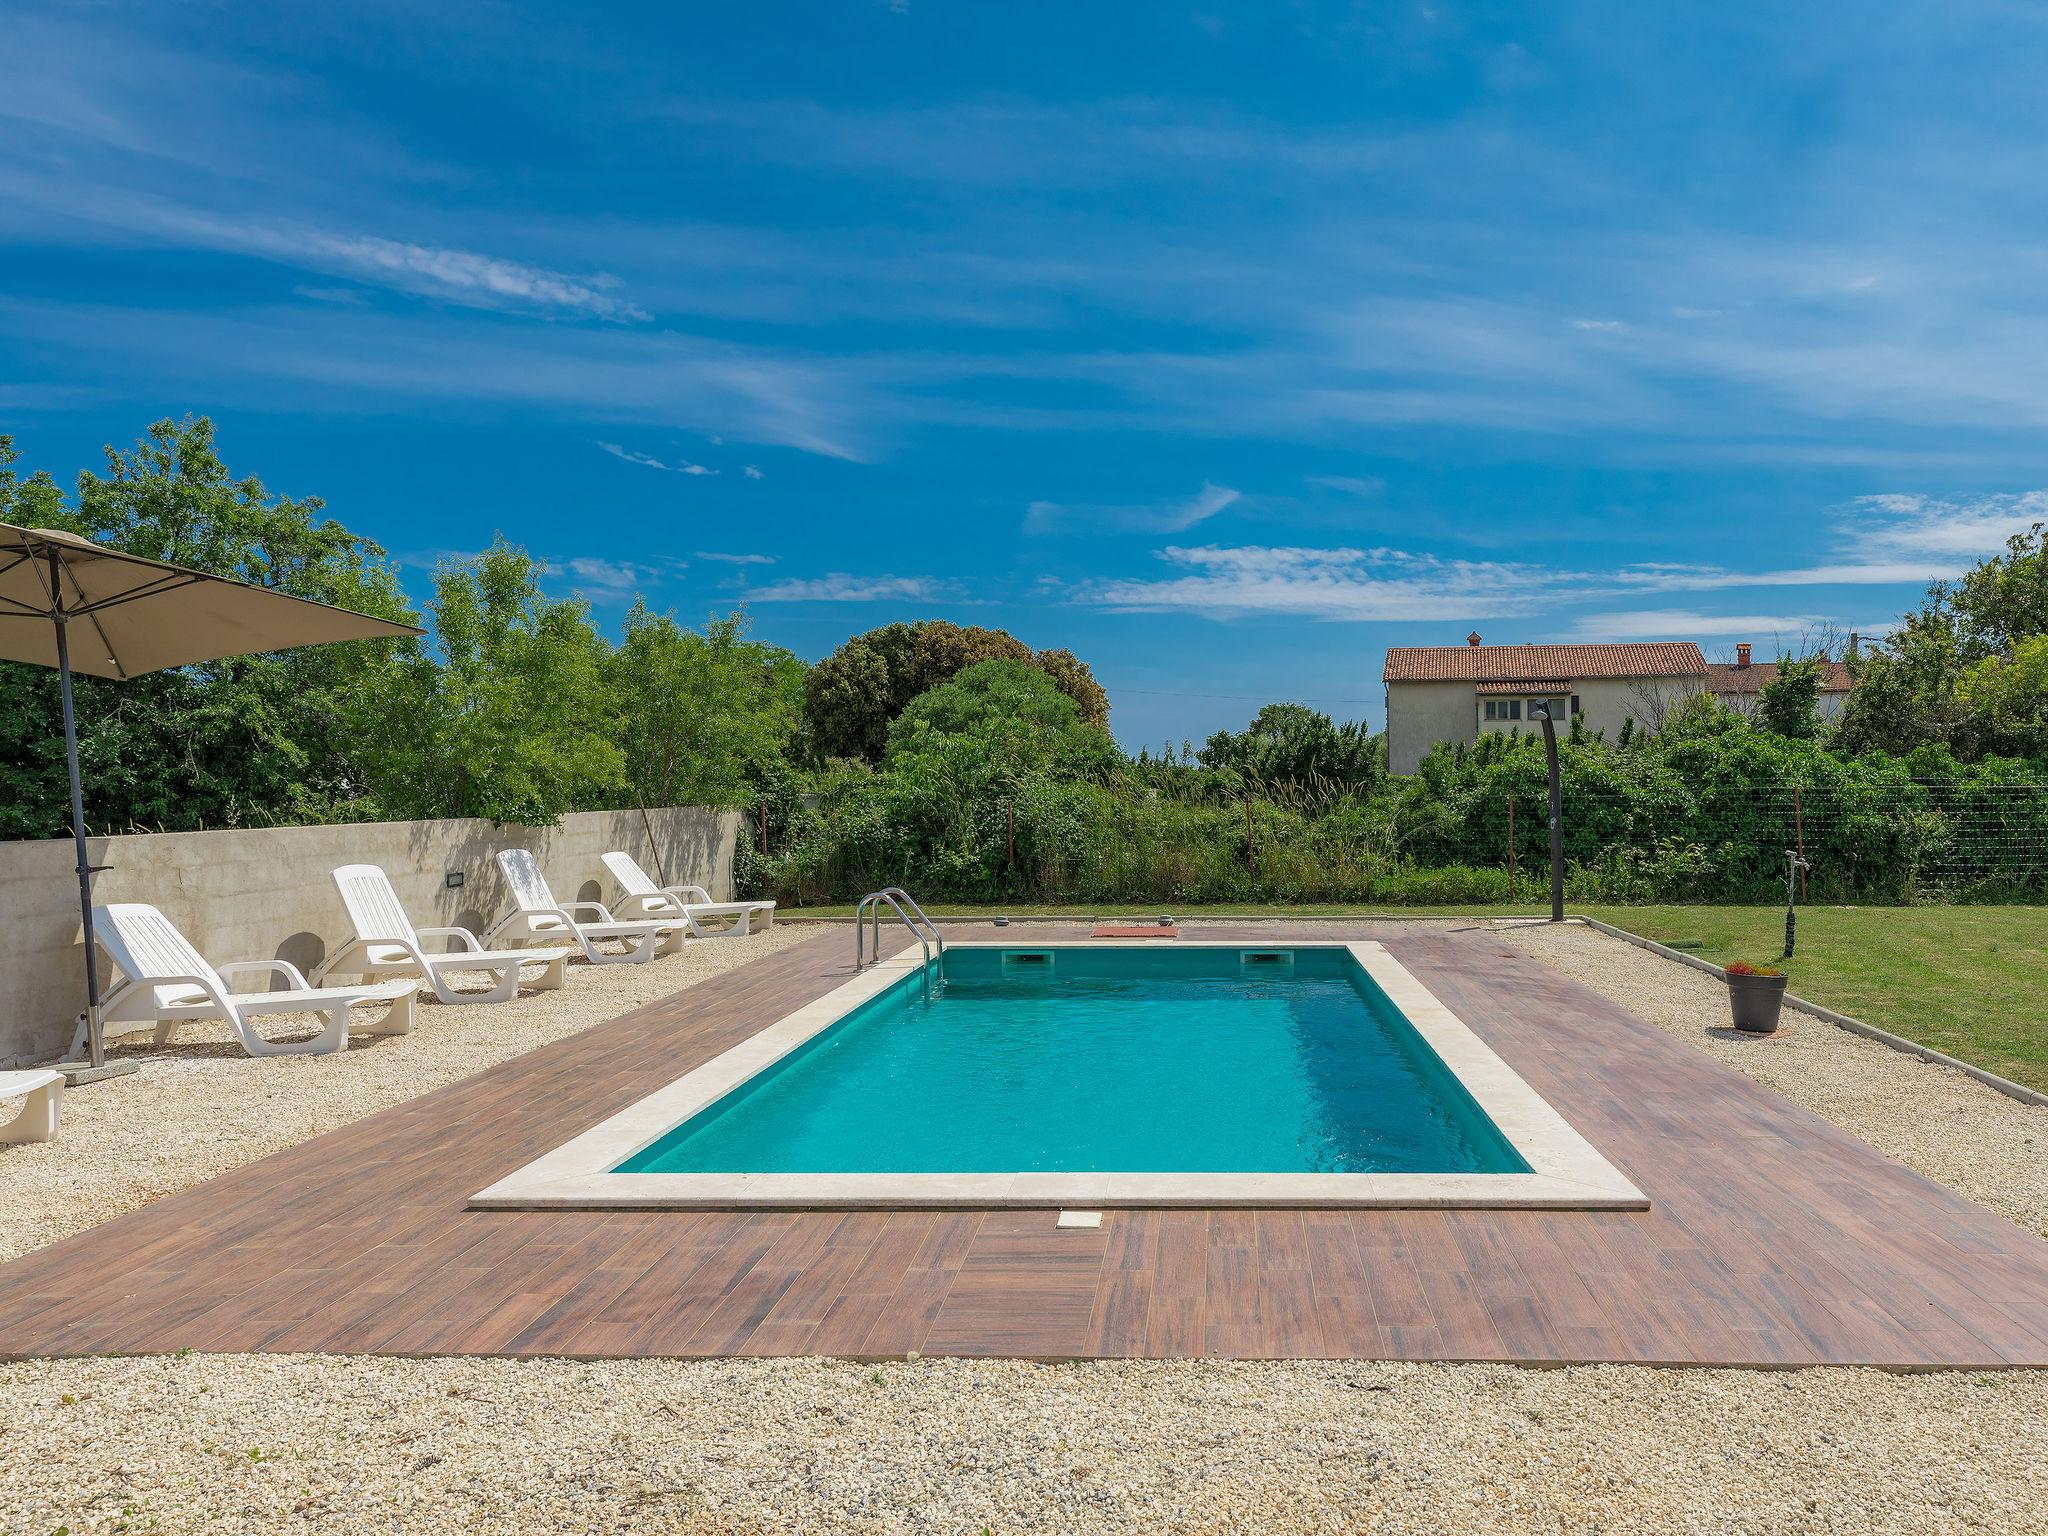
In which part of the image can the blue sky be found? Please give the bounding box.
[4,2,2047,749]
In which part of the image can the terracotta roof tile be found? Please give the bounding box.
[1705,660,1853,693]
[1382,642,1708,683]
[1473,679,1572,694]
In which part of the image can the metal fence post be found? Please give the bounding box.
[1537,709,1563,922]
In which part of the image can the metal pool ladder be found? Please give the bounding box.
[855,887,945,998]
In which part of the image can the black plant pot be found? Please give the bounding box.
[1725,972,1788,1034]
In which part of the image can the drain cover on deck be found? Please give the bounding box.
[1056,1210,1103,1229]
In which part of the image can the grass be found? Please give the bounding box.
[783,899,2048,1092]
[1584,903,2048,1094]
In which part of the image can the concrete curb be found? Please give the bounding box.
[1568,914,2048,1110]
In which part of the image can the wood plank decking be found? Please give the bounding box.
[3,922,2047,1367]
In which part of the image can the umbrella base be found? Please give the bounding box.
[53,1059,140,1086]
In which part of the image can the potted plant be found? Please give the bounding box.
[1723,961,1788,1034]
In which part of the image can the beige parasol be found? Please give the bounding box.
[0,521,423,1069]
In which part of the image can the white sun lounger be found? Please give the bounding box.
[600,851,776,938]
[0,1069,62,1144]
[315,864,569,1004]
[92,902,417,1057]
[484,849,681,965]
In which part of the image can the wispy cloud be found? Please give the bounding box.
[596,441,716,475]
[743,464,764,479]
[1610,490,2048,591]
[696,551,776,565]
[564,556,671,596]
[744,573,948,603]
[2,172,653,322]
[1082,545,1563,622]
[1567,609,1826,641]
[1083,487,2046,626]
[1025,481,1240,536]
[1305,474,1383,498]
[0,296,874,461]
[287,229,648,321]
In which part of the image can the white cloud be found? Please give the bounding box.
[1572,318,1626,331]
[1024,480,1240,535]
[596,441,717,475]
[696,551,776,565]
[1305,474,1383,497]
[1609,489,2048,591]
[1081,545,1564,622]
[1848,490,2048,557]
[291,230,649,321]
[743,464,764,479]
[1567,609,1826,641]
[744,573,946,603]
[564,556,665,595]
[9,176,654,322]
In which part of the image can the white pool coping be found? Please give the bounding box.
[469,940,1647,1211]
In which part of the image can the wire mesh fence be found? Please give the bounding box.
[1364,782,2048,903]
[750,777,2048,907]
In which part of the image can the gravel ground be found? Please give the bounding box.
[1500,920,2048,1237]
[6,916,2048,1534]
[3,1353,2044,1535]
[0,923,810,1263]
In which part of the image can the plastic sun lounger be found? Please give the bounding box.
[599,851,776,938]
[0,1069,62,1143]
[315,864,569,1004]
[483,849,681,966]
[91,903,417,1058]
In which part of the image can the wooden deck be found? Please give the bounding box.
[4,922,2047,1366]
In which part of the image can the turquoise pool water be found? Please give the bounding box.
[619,947,1526,1176]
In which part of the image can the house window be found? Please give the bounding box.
[1482,699,1522,722]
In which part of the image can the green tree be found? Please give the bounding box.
[1840,524,2048,759]
[802,620,1108,760]
[1199,703,1380,790]
[1755,655,1825,739]
[0,420,418,837]
[368,541,622,824]
[1947,523,2048,660]
[1954,635,2048,761]
[885,659,1116,781]
[612,605,804,810]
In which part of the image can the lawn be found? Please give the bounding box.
[783,899,2048,1093]
[1583,903,2048,1094]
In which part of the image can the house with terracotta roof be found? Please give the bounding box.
[1381,635,1710,774]
[1704,642,1854,722]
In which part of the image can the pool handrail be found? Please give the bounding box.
[855,887,944,998]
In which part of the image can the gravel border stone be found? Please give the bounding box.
[4,1353,2045,1534]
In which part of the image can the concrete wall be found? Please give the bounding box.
[1388,675,1710,773]
[1386,681,1480,775]
[0,806,740,1066]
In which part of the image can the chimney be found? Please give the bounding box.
[1466,631,1482,647]
[1735,642,1752,668]
[1847,632,1859,661]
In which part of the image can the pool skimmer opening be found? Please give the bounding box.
[1057,1210,1103,1229]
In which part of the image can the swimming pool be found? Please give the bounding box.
[471,941,1645,1210]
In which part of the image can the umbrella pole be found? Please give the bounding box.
[52,605,105,1070]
